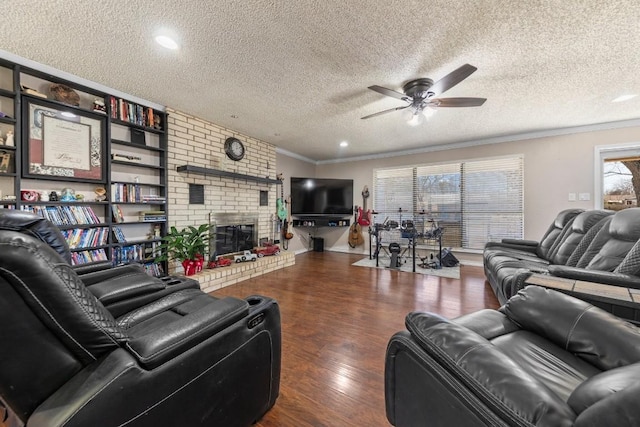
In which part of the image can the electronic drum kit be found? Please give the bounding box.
[370,208,445,270]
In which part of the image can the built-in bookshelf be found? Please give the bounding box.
[0,58,168,275]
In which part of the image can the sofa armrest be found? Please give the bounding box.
[72,260,115,276]
[403,311,575,425]
[80,263,145,286]
[126,297,249,369]
[453,309,520,340]
[547,265,640,289]
[87,270,166,305]
[485,239,539,253]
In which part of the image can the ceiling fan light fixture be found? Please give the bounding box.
[407,112,424,126]
[422,107,436,118]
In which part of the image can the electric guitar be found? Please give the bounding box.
[357,185,371,226]
[348,206,364,248]
[276,173,287,221]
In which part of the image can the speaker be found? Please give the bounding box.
[313,237,324,252]
[439,248,459,267]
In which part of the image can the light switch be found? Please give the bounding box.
[579,193,591,201]
[568,193,577,201]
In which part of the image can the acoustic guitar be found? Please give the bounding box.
[348,206,364,248]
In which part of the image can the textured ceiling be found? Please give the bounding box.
[3,1,640,161]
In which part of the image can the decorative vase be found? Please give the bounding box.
[182,259,197,276]
[195,254,204,273]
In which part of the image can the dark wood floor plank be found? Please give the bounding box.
[212,251,498,426]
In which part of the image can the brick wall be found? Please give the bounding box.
[166,108,279,267]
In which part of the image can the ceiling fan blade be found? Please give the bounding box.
[428,64,478,96]
[361,105,410,120]
[368,85,411,102]
[432,97,487,107]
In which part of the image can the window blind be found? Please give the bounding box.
[373,156,523,250]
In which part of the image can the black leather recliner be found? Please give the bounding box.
[0,210,201,316]
[385,285,640,426]
[0,224,281,426]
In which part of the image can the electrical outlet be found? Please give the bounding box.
[579,192,591,201]
[568,193,577,201]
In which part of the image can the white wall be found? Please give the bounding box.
[277,125,640,259]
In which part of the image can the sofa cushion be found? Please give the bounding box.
[568,363,640,414]
[503,286,640,370]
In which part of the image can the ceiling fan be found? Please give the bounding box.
[362,64,486,125]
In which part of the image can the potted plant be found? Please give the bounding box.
[156,224,211,276]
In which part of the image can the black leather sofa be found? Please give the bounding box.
[484,208,640,304]
[0,213,281,426]
[385,285,640,426]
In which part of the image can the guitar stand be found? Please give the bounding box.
[388,242,402,269]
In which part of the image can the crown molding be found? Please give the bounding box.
[315,118,640,165]
[275,147,316,164]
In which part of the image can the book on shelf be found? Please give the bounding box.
[111,204,125,223]
[70,248,108,266]
[112,226,127,243]
[139,210,166,222]
[143,262,164,277]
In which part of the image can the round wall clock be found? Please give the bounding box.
[224,137,245,161]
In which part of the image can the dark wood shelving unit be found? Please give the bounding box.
[0,58,169,274]
[176,165,281,184]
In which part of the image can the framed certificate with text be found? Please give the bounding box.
[22,97,106,183]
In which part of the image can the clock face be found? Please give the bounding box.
[225,137,245,161]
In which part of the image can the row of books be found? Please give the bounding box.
[139,210,166,222]
[111,183,142,203]
[143,262,165,277]
[23,205,101,226]
[70,249,108,266]
[109,96,160,129]
[61,227,109,249]
[111,244,148,264]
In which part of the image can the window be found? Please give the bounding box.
[374,156,523,250]
[595,143,640,209]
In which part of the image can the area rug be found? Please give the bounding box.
[352,257,460,279]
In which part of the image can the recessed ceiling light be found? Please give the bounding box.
[612,94,637,103]
[155,35,179,50]
[340,141,349,147]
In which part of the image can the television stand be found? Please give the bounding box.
[292,218,350,228]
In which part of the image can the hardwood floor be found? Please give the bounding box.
[212,251,499,427]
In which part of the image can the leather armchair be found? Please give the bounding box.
[385,285,640,426]
[0,227,280,426]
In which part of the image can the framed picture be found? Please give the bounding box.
[22,97,106,182]
[0,149,12,173]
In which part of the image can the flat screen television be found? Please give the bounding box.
[290,177,353,216]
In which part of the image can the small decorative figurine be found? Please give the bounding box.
[39,191,49,202]
[5,131,14,147]
[92,99,106,113]
[60,188,75,201]
[94,187,107,201]
[49,191,58,201]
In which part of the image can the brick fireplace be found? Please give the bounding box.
[165,108,295,288]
